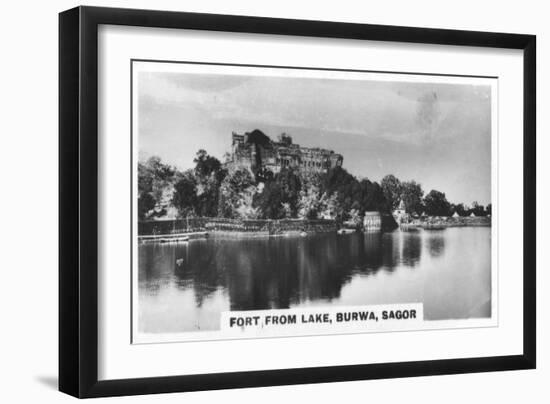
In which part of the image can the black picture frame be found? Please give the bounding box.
[59,5,536,398]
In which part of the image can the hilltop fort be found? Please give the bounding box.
[229,129,343,174]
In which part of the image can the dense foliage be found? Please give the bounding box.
[138,148,491,221]
[137,156,176,219]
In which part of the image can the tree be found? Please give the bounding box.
[194,149,221,178]
[450,203,466,216]
[276,168,302,216]
[360,179,388,213]
[138,192,156,220]
[423,190,451,216]
[470,201,486,217]
[195,170,226,217]
[137,161,156,220]
[299,171,324,190]
[486,203,492,216]
[138,162,153,195]
[255,166,274,183]
[143,156,176,202]
[172,171,198,217]
[322,167,365,220]
[400,181,424,214]
[323,167,357,198]
[281,202,292,218]
[254,168,302,219]
[137,156,176,220]
[254,181,286,219]
[191,150,226,217]
[235,185,260,219]
[381,174,402,210]
[347,208,362,227]
[297,186,322,219]
[296,188,341,220]
[318,192,341,220]
[218,169,256,218]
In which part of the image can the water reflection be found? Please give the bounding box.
[138,227,491,332]
[427,233,446,257]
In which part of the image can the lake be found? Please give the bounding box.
[138,227,491,333]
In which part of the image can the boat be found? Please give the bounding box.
[138,231,208,244]
[159,235,189,243]
[399,223,420,231]
[139,234,190,243]
[337,228,356,235]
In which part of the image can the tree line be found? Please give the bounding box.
[380,174,491,218]
[138,151,491,223]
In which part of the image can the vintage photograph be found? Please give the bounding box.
[133,61,495,342]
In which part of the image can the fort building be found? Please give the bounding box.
[230,129,343,175]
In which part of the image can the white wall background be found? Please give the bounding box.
[0,0,546,402]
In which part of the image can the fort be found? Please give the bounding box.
[229,129,343,174]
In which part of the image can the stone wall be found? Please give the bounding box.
[409,215,491,228]
[138,217,337,236]
[138,218,208,235]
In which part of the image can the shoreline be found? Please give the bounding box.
[138,216,491,243]
[403,216,491,230]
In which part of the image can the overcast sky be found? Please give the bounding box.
[138,70,492,205]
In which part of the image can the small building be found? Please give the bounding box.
[363,211,382,231]
[452,211,460,218]
[393,200,408,224]
[470,212,476,217]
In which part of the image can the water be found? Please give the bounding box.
[138,227,491,333]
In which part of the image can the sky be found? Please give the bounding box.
[137,68,492,206]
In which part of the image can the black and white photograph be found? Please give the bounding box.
[0,0,542,401]
[133,61,496,343]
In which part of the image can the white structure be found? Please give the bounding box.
[393,200,407,223]
[452,211,460,218]
[363,211,382,231]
